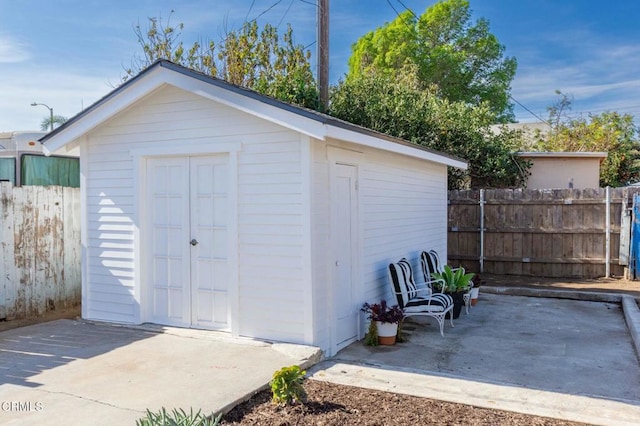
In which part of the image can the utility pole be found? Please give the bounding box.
[317,0,329,111]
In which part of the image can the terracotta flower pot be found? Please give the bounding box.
[470,287,480,306]
[376,321,398,345]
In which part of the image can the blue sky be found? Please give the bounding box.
[2,0,640,131]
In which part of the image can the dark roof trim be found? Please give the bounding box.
[40,59,466,166]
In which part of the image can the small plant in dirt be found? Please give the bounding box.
[270,365,307,406]
[136,407,221,426]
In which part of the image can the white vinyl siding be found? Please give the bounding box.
[311,141,448,349]
[360,150,448,304]
[310,141,331,352]
[237,136,307,343]
[82,85,308,342]
[72,76,455,355]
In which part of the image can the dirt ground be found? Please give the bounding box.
[0,305,81,333]
[481,273,640,298]
[220,380,586,425]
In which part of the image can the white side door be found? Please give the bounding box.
[331,162,359,352]
[146,155,229,329]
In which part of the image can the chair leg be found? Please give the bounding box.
[434,313,445,337]
[463,293,470,315]
[449,311,454,328]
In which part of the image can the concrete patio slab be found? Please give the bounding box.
[0,320,321,425]
[309,292,640,426]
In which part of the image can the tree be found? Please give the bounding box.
[330,68,529,189]
[347,0,517,122]
[124,13,319,109]
[40,115,68,131]
[533,92,640,187]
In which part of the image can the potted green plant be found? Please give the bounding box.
[431,265,475,319]
[361,300,405,345]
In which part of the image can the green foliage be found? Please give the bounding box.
[431,265,474,293]
[348,0,517,121]
[125,12,209,80]
[136,407,221,426]
[125,13,318,110]
[39,115,68,131]
[270,365,307,406]
[364,320,379,346]
[330,69,529,189]
[533,91,640,187]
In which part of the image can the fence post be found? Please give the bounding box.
[479,189,485,273]
[606,186,611,277]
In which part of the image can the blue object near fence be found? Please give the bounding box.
[630,194,640,279]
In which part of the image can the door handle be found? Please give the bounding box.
[190,239,199,246]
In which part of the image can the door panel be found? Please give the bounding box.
[331,163,359,351]
[190,156,229,328]
[146,155,229,329]
[148,157,190,326]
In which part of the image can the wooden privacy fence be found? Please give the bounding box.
[448,188,640,279]
[0,182,81,320]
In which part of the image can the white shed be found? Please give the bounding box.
[42,60,467,355]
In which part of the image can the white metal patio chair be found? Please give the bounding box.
[388,258,454,336]
[421,250,473,315]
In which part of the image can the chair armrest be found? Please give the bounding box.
[419,277,446,293]
[392,286,433,296]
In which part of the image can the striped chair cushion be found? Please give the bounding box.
[404,297,447,313]
[420,251,436,283]
[389,259,418,309]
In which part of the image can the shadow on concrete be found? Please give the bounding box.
[0,319,157,388]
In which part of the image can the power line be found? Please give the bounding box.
[277,0,296,28]
[244,0,256,22]
[395,0,418,20]
[384,0,403,20]
[383,0,416,33]
[570,104,640,116]
[248,0,282,23]
[510,95,551,126]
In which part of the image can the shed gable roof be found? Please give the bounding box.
[41,60,466,169]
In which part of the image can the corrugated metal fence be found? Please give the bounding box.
[448,188,640,278]
[0,182,81,319]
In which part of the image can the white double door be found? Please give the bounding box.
[146,155,229,330]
